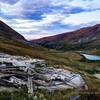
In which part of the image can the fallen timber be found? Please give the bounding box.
[0,78,19,88]
[0,52,86,93]
[0,66,86,90]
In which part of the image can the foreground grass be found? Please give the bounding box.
[0,89,100,100]
[0,89,75,100]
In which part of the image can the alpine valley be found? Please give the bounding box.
[0,20,100,100]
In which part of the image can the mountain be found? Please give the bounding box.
[0,20,72,64]
[31,24,100,51]
[0,20,26,42]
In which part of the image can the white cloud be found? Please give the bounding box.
[23,34,52,40]
[68,0,100,9]
[51,0,100,10]
[40,13,65,25]
[0,0,50,17]
[4,12,65,34]
[0,1,23,16]
[9,12,65,27]
[61,10,100,25]
[1,8,100,40]
[0,0,19,5]
[0,0,100,40]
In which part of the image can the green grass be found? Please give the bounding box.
[0,38,100,94]
[0,39,72,66]
[0,88,100,100]
[0,89,75,100]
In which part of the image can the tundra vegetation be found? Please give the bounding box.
[0,22,100,100]
[0,51,100,100]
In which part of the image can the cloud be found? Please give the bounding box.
[0,0,50,18]
[61,10,100,25]
[0,0,100,40]
[0,0,19,5]
[67,0,100,10]
[0,1,23,17]
[23,34,52,40]
[6,12,65,33]
[51,0,100,10]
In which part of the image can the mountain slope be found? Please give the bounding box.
[31,24,100,51]
[0,20,72,65]
[0,20,26,42]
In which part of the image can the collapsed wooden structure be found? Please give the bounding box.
[0,53,86,93]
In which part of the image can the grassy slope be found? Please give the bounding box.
[0,38,100,90]
[0,38,71,65]
[38,39,100,51]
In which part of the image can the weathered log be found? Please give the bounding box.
[33,73,51,82]
[32,79,49,86]
[0,79,19,88]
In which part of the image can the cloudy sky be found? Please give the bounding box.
[0,0,100,40]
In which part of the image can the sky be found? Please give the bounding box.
[0,0,100,40]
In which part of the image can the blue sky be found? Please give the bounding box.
[0,0,100,40]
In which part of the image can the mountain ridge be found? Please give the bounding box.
[31,24,100,51]
[0,20,72,64]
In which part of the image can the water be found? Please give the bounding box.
[81,54,100,61]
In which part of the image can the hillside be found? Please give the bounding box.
[0,20,99,63]
[32,24,100,51]
[0,20,72,65]
[0,20,100,95]
[0,20,77,66]
[0,20,26,42]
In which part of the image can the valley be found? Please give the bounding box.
[0,20,100,100]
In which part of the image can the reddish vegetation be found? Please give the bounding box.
[32,24,100,44]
